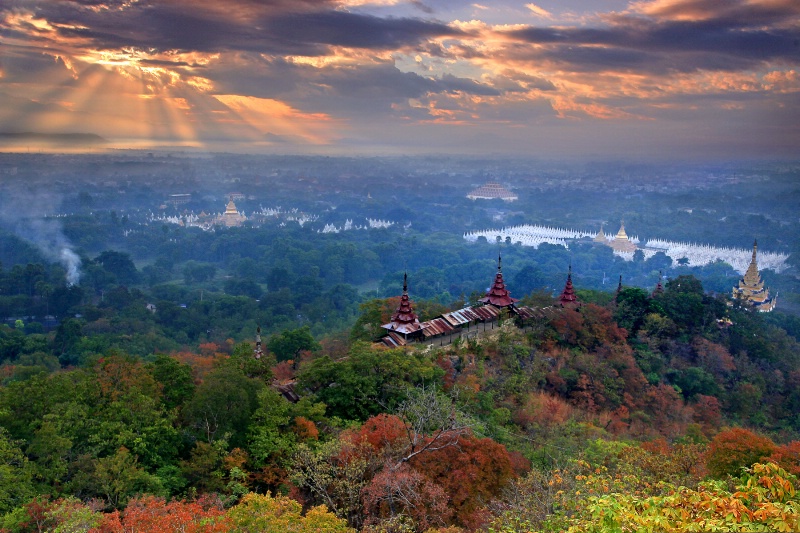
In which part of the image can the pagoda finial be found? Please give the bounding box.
[498,253,502,272]
[559,265,579,308]
[617,274,623,293]
[403,271,408,294]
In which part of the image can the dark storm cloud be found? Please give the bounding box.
[3,0,462,56]
[262,11,463,50]
[504,2,800,74]
[210,59,500,119]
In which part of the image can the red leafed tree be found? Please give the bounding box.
[691,394,723,435]
[704,427,777,478]
[362,462,452,531]
[350,413,407,454]
[768,440,800,477]
[410,435,514,529]
[91,495,228,533]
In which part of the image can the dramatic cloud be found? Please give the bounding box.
[0,0,798,157]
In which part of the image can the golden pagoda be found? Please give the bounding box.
[732,240,776,312]
[216,196,247,227]
[594,224,608,243]
[609,221,637,253]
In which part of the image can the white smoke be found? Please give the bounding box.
[0,191,82,286]
[59,247,82,286]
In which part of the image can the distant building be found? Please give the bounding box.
[215,196,247,227]
[169,193,191,206]
[594,225,608,243]
[467,182,518,201]
[732,240,777,312]
[608,221,637,254]
[558,265,580,309]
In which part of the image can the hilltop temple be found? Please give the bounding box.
[378,257,572,347]
[466,182,518,202]
[732,240,777,312]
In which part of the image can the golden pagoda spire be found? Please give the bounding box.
[616,220,628,240]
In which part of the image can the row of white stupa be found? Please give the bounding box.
[464,224,788,275]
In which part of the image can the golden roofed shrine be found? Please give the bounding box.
[216,196,247,227]
[732,240,776,312]
[609,221,637,254]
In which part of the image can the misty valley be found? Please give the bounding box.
[0,152,799,532]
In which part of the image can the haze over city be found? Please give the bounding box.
[2,0,799,159]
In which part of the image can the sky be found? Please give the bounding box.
[1,0,798,159]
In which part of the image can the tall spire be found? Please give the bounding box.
[479,254,519,307]
[651,271,664,297]
[616,275,623,295]
[559,264,579,308]
[254,325,263,359]
[594,224,607,243]
[381,272,422,337]
[733,239,775,312]
[391,272,418,325]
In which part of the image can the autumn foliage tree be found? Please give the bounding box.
[705,427,778,478]
[93,495,227,533]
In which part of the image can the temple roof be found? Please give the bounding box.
[733,240,775,312]
[742,240,764,288]
[610,221,637,253]
[479,255,519,307]
[651,271,664,297]
[615,222,629,240]
[225,197,239,215]
[466,182,518,201]
[594,225,607,243]
[382,273,422,335]
[559,265,579,308]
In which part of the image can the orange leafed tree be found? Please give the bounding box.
[410,435,515,529]
[91,495,227,533]
[705,427,777,478]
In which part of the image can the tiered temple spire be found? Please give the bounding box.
[559,264,580,308]
[732,240,776,312]
[382,272,423,337]
[651,271,664,297]
[479,254,519,308]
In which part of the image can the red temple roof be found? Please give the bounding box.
[559,265,579,308]
[479,255,519,308]
[382,273,422,335]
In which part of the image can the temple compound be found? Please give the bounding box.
[732,241,777,312]
[379,256,576,348]
[466,182,518,202]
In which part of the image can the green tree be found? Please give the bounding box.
[297,342,443,421]
[94,251,140,285]
[183,364,264,447]
[0,428,34,515]
[267,326,320,362]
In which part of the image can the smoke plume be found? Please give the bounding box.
[0,191,82,285]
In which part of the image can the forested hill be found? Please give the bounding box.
[1,272,799,532]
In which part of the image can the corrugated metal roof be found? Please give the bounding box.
[442,305,501,325]
[420,317,457,338]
